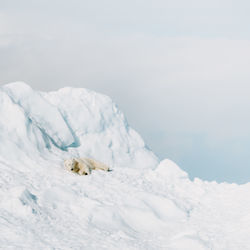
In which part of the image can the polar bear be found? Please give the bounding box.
[64,157,110,175]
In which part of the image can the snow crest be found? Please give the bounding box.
[0,82,250,250]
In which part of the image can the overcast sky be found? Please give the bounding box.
[1,0,250,183]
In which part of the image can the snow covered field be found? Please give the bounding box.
[0,82,250,250]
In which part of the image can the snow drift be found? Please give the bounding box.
[0,82,250,250]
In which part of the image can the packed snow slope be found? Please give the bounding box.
[0,82,250,250]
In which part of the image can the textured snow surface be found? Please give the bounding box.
[0,82,250,250]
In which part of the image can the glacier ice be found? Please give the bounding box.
[0,82,250,250]
[2,82,75,149]
[0,82,158,169]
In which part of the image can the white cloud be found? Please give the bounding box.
[0,0,250,182]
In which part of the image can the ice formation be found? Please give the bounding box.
[0,82,250,250]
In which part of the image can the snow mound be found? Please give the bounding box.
[155,159,189,180]
[0,82,250,250]
[0,82,158,169]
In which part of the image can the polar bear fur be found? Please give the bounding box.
[64,157,110,175]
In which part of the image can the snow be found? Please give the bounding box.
[2,82,75,149]
[0,82,250,249]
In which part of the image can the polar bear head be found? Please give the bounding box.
[64,158,76,172]
[64,158,90,175]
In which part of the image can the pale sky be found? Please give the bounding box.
[1,0,250,183]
